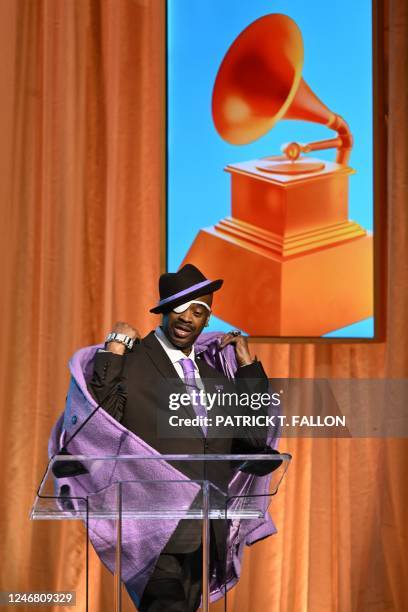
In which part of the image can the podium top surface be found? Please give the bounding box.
[31,453,291,521]
[48,453,292,460]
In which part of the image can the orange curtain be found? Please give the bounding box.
[0,1,407,611]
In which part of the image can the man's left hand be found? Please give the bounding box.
[219,332,254,367]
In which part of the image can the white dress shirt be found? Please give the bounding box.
[154,326,205,392]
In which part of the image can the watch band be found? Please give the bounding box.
[105,332,135,351]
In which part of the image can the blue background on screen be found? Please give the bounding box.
[167,0,373,338]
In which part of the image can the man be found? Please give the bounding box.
[88,264,269,611]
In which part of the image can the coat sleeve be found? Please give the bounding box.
[87,351,127,422]
[231,359,271,453]
[235,359,268,391]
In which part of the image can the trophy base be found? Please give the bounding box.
[181,219,373,337]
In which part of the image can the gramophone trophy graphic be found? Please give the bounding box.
[181,14,373,336]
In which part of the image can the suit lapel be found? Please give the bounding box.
[142,330,184,386]
[196,357,220,380]
[196,357,227,397]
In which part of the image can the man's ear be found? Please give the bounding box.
[205,315,210,327]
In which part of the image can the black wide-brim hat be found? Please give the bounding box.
[150,264,223,314]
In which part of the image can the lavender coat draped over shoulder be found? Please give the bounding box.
[48,332,280,603]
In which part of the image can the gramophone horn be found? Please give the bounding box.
[212,14,352,165]
[212,14,303,145]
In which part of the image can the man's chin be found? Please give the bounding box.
[169,330,195,349]
[171,337,192,349]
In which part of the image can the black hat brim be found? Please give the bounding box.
[150,279,223,314]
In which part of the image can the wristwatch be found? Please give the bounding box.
[105,332,135,351]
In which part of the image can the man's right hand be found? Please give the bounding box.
[106,321,141,354]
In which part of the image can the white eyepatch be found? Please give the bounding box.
[172,300,212,314]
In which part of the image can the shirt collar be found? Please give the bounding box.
[154,326,197,368]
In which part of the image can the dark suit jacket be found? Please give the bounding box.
[88,330,269,556]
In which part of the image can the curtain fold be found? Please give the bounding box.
[0,1,406,610]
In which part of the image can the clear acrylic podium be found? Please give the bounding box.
[31,453,291,611]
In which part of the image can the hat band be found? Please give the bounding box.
[156,279,213,308]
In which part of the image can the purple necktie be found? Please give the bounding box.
[179,358,208,436]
